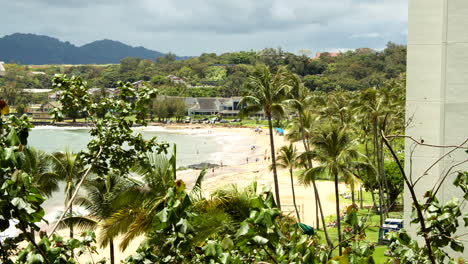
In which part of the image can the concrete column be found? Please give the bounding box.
[406,0,468,256]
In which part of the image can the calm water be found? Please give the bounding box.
[29,126,241,167]
[1,126,256,238]
[27,126,255,223]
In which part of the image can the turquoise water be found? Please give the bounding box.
[29,126,235,167]
[1,126,256,237]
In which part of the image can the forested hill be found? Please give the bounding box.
[1,42,406,100]
[0,33,187,64]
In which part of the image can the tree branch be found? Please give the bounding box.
[381,131,436,264]
[385,135,468,150]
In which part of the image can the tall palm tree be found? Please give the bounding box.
[49,149,84,239]
[274,144,301,221]
[284,73,333,246]
[239,65,289,209]
[300,125,360,256]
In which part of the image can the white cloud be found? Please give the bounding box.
[0,0,408,55]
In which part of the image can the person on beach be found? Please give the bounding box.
[246,157,249,163]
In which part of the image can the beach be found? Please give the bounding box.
[35,124,351,262]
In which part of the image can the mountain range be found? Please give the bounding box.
[0,33,187,65]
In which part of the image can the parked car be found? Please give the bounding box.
[231,118,240,122]
[219,120,229,123]
[184,117,191,123]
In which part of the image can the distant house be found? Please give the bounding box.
[311,52,340,60]
[132,80,147,89]
[0,61,5,76]
[23,89,52,94]
[88,88,120,98]
[48,91,63,101]
[26,101,62,119]
[27,71,46,76]
[187,97,243,117]
[167,75,186,85]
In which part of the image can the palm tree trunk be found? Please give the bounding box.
[334,172,342,256]
[297,111,329,243]
[360,186,363,209]
[312,179,332,248]
[372,120,385,229]
[351,184,355,206]
[69,203,73,239]
[110,238,115,264]
[316,199,319,229]
[267,114,281,210]
[289,168,300,222]
[69,203,74,258]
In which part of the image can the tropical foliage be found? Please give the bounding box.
[1,62,467,264]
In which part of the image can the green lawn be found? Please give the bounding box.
[312,207,402,262]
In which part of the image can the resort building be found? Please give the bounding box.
[186,97,242,117]
[26,101,62,119]
[406,0,468,255]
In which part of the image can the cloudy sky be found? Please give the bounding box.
[0,0,407,56]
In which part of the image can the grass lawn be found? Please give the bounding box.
[313,207,402,262]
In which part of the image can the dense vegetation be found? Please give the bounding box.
[1,61,466,263]
[0,43,406,112]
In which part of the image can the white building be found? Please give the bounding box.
[406,0,468,257]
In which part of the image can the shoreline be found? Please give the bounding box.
[21,124,352,263]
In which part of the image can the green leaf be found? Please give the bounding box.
[398,231,411,244]
[156,208,168,223]
[221,236,234,250]
[236,222,250,238]
[450,240,464,252]
[203,240,219,257]
[252,235,268,245]
[26,253,44,264]
[6,127,21,146]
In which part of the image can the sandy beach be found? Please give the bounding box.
[38,124,351,262]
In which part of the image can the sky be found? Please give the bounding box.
[0,0,407,57]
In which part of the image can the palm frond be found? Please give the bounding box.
[56,216,99,231]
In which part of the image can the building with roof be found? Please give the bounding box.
[132,80,147,89]
[26,101,62,119]
[311,52,340,60]
[187,97,242,117]
[167,75,187,85]
[0,61,5,76]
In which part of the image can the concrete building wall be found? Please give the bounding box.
[406,0,468,256]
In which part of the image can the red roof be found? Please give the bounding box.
[311,52,340,60]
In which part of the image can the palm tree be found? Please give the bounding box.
[300,125,360,256]
[99,150,185,251]
[283,74,334,246]
[274,144,301,221]
[49,149,84,239]
[61,173,136,264]
[20,147,60,198]
[239,65,289,209]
